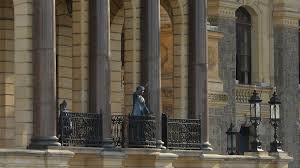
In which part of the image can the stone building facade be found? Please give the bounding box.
[0,0,298,167]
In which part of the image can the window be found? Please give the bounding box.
[236,7,252,85]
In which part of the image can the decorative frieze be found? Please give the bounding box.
[208,1,239,18]
[235,85,273,104]
[208,93,228,106]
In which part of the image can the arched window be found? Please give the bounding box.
[236,7,252,84]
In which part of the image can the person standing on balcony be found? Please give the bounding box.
[132,86,150,116]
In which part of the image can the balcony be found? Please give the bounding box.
[58,101,201,150]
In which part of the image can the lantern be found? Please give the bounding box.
[226,123,239,155]
[248,90,263,152]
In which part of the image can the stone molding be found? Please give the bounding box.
[0,149,74,168]
[208,92,228,107]
[0,147,289,168]
[273,5,300,28]
[235,84,273,104]
[56,147,293,168]
[208,1,240,18]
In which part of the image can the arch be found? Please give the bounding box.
[110,0,124,23]
[109,0,187,117]
[243,4,265,84]
[161,0,187,118]
[56,0,73,110]
[160,5,174,117]
[110,7,125,114]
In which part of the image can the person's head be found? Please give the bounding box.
[136,85,145,95]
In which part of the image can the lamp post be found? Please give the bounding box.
[226,123,239,155]
[248,90,263,152]
[268,90,283,152]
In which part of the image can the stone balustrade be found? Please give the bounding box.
[235,85,273,104]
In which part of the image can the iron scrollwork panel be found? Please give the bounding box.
[111,115,128,147]
[59,112,102,147]
[128,115,156,148]
[167,119,201,150]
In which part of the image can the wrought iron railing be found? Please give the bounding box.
[111,115,157,148]
[111,115,128,147]
[58,101,201,150]
[58,101,102,147]
[128,115,156,148]
[162,114,201,150]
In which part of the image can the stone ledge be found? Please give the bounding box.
[0,148,74,168]
[2,147,290,168]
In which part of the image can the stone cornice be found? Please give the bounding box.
[273,5,300,28]
[208,0,240,18]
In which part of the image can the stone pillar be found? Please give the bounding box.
[142,0,163,148]
[29,0,60,148]
[189,0,212,151]
[273,7,299,168]
[89,0,113,147]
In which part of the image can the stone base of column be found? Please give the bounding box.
[125,148,177,168]
[201,141,213,151]
[269,152,293,168]
[28,136,61,149]
[100,150,126,167]
[154,152,178,168]
[156,140,166,149]
[102,137,114,148]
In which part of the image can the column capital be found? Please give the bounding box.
[208,0,240,19]
[273,6,300,28]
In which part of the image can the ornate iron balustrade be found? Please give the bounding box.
[58,100,201,150]
[111,115,157,148]
[162,114,201,150]
[128,115,156,148]
[58,101,102,147]
[111,115,128,147]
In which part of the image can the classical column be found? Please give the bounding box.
[29,0,60,148]
[89,0,113,147]
[190,0,212,151]
[142,0,164,148]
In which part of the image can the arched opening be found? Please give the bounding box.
[0,0,15,147]
[109,0,185,117]
[56,0,73,109]
[160,5,174,117]
[110,1,125,115]
[236,7,252,85]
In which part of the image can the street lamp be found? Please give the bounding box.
[268,90,283,152]
[226,123,239,155]
[248,90,263,152]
